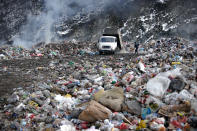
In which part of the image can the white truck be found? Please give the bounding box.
[97,27,123,54]
[97,36,117,54]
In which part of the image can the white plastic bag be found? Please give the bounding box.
[147,68,183,98]
[190,83,197,96]
[157,68,182,78]
[138,61,146,72]
[145,96,165,107]
[146,76,171,97]
[178,89,194,101]
[165,92,179,104]
[58,124,76,131]
[55,95,76,110]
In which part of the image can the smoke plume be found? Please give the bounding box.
[12,0,114,49]
[11,0,197,49]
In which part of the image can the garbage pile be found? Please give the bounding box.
[0,42,98,60]
[0,37,197,131]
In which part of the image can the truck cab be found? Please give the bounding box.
[97,36,117,54]
[97,27,123,54]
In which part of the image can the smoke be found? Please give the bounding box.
[157,0,168,4]
[12,0,114,49]
[12,0,196,49]
[176,23,197,40]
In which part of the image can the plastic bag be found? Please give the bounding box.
[122,71,135,85]
[165,92,179,104]
[141,107,152,119]
[138,61,146,73]
[145,96,165,111]
[165,90,194,105]
[125,100,141,115]
[157,68,182,78]
[178,89,194,101]
[146,76,171,97]
[169,77,185,92]
[55,95,76,110]
[58,124,76,131]
[7,94,19,103]
[149,118,165,130]
[147,68,184,97]
[190,83,197,96]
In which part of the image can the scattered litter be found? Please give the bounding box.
[0,37,197,130]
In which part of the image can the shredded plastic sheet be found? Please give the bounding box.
[58,125,76,131]
[146,68,182,97]
[55,94,77,110]
[146,76,171,97]
[138,61,146,72]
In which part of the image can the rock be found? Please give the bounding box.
[94,87,124,111]
[78,100,112,122]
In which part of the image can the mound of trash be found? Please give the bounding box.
[0,37,197,130]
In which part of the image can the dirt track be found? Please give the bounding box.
[0,58,50,97]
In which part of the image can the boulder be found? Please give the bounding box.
[94,87,124,111]
[78,100,112,122]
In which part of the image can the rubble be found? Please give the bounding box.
[0,37,197,130]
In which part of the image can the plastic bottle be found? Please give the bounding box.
[141,107,152,120]
[119,123,129,130]
[20,119,27,127]
[7,94,19,103]
[43,90,51,98]
[31,98,43,106]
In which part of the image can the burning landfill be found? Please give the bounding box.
[1,0,197,131]
[0,37,197,131]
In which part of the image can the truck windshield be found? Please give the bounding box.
[101,37,115,42]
